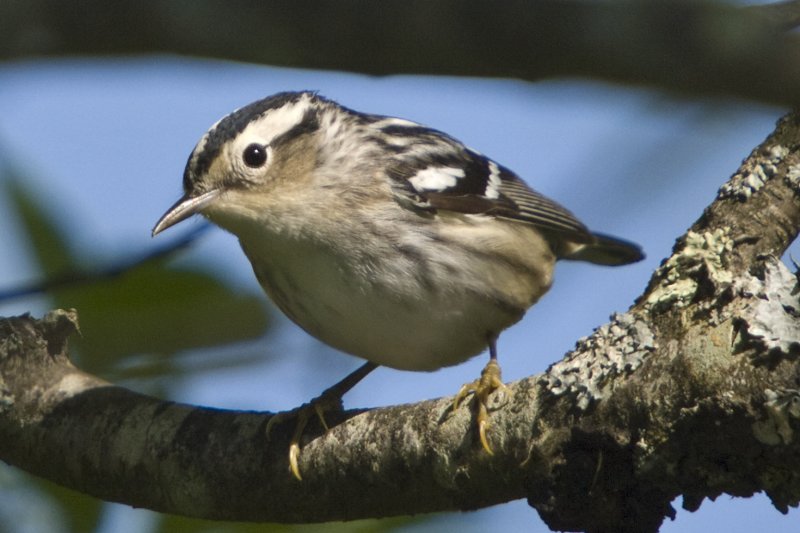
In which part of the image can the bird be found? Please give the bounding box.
[152,91,643,479]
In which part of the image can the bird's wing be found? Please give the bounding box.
[382,129,593,242]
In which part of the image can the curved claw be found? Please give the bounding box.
[478,416,493,456]
[288,407,314,481]
[453,382,472,411]
[264,413,284,441]
[289,442,303,481]
[313,402,331,432]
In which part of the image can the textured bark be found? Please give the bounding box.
[2,0,800,106]
[0,111,799,531]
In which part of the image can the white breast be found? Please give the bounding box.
[233,213,555,371]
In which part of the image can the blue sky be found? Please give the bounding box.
[0,58,797,532]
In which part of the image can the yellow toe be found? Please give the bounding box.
[455,358,505,454]
[289,442,303,481]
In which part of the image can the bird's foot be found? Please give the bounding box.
[453,358,508,454]
[265,362,377,480]
[265,388,343,481]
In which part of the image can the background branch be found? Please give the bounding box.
[2,0,800,106]
[0,225,209,302]
[1,110,799,531]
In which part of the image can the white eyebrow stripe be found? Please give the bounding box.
[240,95,314,146]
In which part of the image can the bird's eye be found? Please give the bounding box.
[243,143,268,168]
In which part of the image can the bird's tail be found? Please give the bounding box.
[560,232,645,266]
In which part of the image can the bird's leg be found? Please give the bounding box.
[266,361,378,480]
[453,336,508,454]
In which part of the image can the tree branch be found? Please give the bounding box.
[1,114,799,530]
[2,0,800,107]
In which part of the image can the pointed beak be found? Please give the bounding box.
[151,189,221,236]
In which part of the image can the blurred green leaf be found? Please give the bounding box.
[58,261,269,370]
[109,348,267,383]
[4,172,270,374]
[31,478,104,533]
[4,174,75,277]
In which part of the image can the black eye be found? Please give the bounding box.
[243,143,268,168]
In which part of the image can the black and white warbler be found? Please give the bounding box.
[153,91,644,478]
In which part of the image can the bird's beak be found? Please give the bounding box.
[151,189,221,236]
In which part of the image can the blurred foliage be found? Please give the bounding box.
[3,177,270,375]
[30,479,105,533]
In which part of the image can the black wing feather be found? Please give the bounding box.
[382,127,593,242]
[492,168,592,240]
